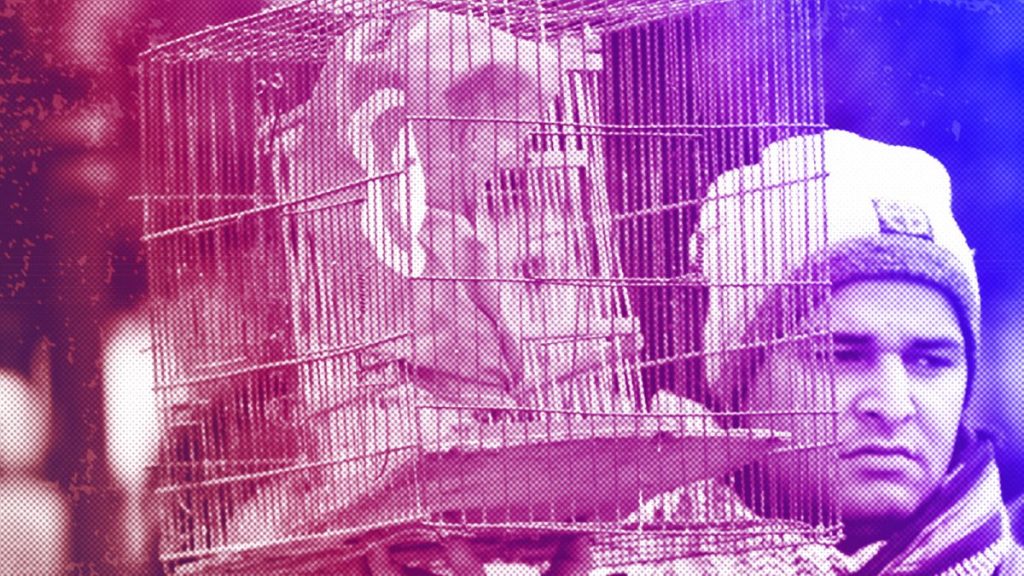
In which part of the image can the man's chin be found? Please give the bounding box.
[838,457,932,515]
[838,484,921,526]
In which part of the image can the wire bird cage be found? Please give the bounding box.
[140,0,835,572]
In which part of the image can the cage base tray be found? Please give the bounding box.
[359,415,789,525]
[172,417,789,574]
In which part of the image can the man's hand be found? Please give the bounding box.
[365,537,488,576]
[544,535,594,576]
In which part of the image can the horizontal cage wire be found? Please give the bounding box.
[139,0,837,572]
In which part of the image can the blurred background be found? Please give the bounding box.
[1,0,1022,572]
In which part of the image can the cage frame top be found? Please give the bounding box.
[139,0,742,65]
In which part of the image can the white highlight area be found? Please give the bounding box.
[102,310,159,563]
[103,312,158,493]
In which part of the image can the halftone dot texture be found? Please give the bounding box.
[137,0,841,573]
[0,369,69,575]
[0,369,51,474]
[698,129,980,408]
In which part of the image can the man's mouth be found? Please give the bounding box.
[840,445,918,461]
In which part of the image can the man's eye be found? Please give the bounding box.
[829,348,866,363]
[906,352,956,371]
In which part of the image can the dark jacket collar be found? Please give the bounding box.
[851,434,1011,575]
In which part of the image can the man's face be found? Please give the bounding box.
[749,279,968,523]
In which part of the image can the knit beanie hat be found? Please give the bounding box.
[694,130,980,409]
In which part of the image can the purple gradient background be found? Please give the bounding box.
[2,0,1023,572]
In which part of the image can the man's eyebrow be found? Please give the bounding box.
[907,338,964,352]
[830,334,964,352]
[832,333,873,346]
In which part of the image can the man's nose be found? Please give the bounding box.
[853,353,915,427]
